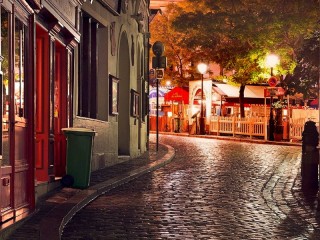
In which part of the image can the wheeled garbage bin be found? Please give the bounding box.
[62,128,96,189]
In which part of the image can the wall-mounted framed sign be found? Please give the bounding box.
[131,89,140,117]
[109,75,119,115]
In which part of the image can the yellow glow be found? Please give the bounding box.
[167,112,172,117]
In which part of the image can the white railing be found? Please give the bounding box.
[209,116,315,141]
[209,116,266,138]
[150,115,316,141]
[289,118,319,140]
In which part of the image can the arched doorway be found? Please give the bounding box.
[118,33,130,155]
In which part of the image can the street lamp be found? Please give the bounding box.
[266,54,280,141]
[266,54,280,76]
[197,63,207,135]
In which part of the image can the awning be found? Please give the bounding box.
[212,86,227,96]
[164,87,189,104]
[213,83,267,98]
[149,88,166,98]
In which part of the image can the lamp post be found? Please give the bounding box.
[197,63,207,135]
[266,54,280,141]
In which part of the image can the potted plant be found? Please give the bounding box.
[272,99,287,141]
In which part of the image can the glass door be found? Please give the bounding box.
[0,6,31,222]
[13,15,29,215]
[0,6,13,222]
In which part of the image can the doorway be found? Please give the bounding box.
[118,33,130,156]
[0,8,33,222]
[35,25,68,182]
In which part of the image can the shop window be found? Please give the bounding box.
[0,9,27,167]
[14,18,25,119]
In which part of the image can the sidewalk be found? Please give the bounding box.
[2,141,175,240]
[1,133,301,240]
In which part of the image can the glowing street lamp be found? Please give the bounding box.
[266,54,280,141]
[197,63,207,135]
[266,54,280,76]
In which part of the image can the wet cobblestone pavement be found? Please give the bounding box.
[5,141,170,240]
[62,134,320,240]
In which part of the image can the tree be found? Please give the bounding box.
[283,30,320,100]
[172,0,319,117]
[150,4,196,87]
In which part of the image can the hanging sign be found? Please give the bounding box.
[268,76,278,87]
[264,87,285,97]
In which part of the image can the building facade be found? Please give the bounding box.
[0,0,150,230]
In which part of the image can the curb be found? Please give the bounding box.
[39,143,176,240]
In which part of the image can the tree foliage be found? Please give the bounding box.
[283,30,320,99]
[170,0,319,116]
[150,4,196,87]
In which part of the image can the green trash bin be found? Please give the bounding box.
[62,128,96,189]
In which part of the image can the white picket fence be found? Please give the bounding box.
[209,116,318,141]
[289,118,305,140]
[209,116,266,138]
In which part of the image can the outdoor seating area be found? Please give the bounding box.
[149,82,318,142]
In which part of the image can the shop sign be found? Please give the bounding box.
[156,69,164,79]
[264,87,285,97]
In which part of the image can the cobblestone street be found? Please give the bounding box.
[62,134,320,240]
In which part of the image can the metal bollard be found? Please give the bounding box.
[301,120,319,190]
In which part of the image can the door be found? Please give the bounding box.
[0,7,32,221]
[53,41,67,177]
[0,8,13,222]
[13,16,30,217]
[35,26,68,181]
[35,25,50,182]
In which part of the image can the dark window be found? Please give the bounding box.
[78,16,98,119]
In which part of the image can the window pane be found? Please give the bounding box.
[15,18,24,118]
[1,8,10,166]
